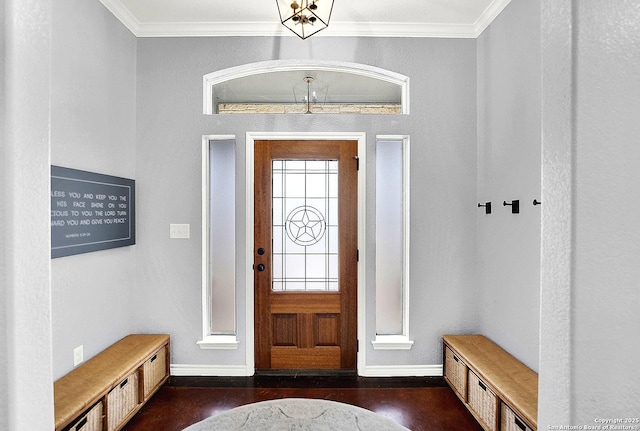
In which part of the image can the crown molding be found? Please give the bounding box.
[132,21,479,39]
[98,0,141,35]
[474,0,512,35]
[99,0,511,39]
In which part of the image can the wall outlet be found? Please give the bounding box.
[73,345,83,366]
[170,223,190,239]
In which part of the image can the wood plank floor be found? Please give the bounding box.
[122,376,483,431]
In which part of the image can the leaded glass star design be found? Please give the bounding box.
[285,206,326,246]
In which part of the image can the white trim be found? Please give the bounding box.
[203,60,410,116]
[402,136,413,344]
[371,335,414,351]
[97,0,511,39]
[361,365,443,378]
[200,136,210,345]
[245,135,256,374]
[356,136,368,377]
[246,132,367,376]
[171,363,441,378]
[402,136,411,343]
[97,0,141,35]
[373,135,413,350]
[474,0,512,36]
[197,335,240,350]
[132,21,479,39]
[133,21,284,38]
[171,364,253,377]
[199,135,240,350]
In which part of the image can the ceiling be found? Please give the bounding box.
[98,0,512,38]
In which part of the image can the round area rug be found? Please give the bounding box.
[182,398,410,431]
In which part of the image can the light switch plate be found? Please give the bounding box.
[73,345,83,366]
[170,223,190,239]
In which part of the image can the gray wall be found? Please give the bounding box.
[540,0,640,426]
[50,0,137,379]
[572,0,640,418]
[1,0,55,428]
[572,0,640,419]
[133,36,478,368]
[45,0,479,381]
[476,0,541,371]
[9,0,639,427]
[1,1,7,426]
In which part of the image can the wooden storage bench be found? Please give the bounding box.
[54,334,170,431]
[443,334,538,431]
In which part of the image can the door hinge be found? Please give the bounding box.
[355,156,360,171]
[357,339,359,352]
[356,249,360,262]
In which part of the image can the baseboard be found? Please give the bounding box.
[360,364,443,377]
[170,363,443,377]
[170,364,253,376]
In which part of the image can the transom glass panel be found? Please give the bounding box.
[272,160,339,292]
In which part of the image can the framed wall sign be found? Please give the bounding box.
[51,166,136,258]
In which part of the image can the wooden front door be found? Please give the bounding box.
[254,140,358,371]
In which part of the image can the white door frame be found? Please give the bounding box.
[245,132,367,375]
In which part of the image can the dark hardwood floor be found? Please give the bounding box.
[122,375,483,431]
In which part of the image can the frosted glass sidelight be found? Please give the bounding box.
[209,140,236,334]
[376,140,404,335]
[272,160,339,292]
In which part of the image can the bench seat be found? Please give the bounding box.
[443,334,538,431]
[54,334,169,431]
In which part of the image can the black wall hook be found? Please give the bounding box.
[503,199,520,214]
[533,199,542,206]
[477,202,492,214]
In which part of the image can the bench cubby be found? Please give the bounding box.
[443,334,538,431]
[54,334,170,431]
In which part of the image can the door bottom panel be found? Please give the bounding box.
[271,347,341,369]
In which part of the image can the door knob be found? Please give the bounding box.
[257,264,265,272]
[257,247,265,255]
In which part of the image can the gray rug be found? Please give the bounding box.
[183,398,411,431]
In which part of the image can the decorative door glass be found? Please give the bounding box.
[272,160,339,292]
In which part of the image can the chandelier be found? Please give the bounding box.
[275,0,335,40]
[293,76,328,113]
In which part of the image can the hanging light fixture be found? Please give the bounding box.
[293,76,328,113]
[275,0,334,40]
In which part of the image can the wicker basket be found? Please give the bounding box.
[64,401,103,431]
[143,346,167,397]
[468,371,498,431]
[444,346,468,400]
[107,372,139,431]
[501,403,533,431]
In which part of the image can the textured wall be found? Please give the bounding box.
[1,2,7,426]
[571,0,640,422]
[134,36,478,369]
[1,0,55,428]
[539,0,640,426]
[50,0,137,379]
[476,0,541,371]
[539,0,574,426]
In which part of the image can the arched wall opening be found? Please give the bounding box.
[203,60,410,115]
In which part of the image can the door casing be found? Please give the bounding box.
[245,132,367,375]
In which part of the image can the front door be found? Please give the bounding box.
[254,139,358,371]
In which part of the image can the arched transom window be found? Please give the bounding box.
[203,60,409,115]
